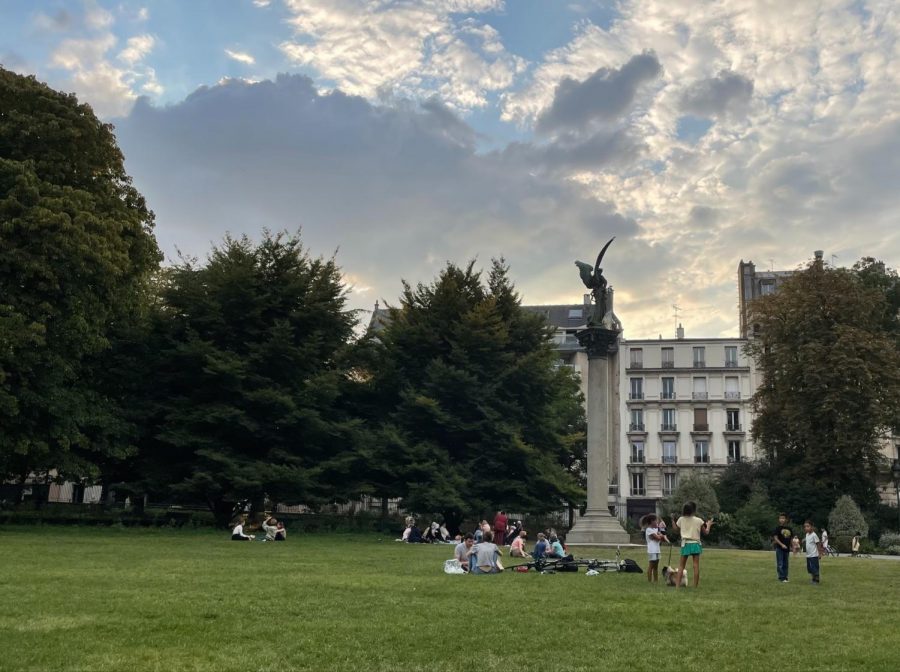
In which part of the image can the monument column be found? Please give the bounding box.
[565,324,630,545]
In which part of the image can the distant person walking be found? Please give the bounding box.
[772,512,793,582]
[804,521,824,584]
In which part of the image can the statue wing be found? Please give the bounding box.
[594,237,615,272]
[574,261,594,287]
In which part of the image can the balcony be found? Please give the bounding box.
[692,392,708,400]
[662,455,678,464]
[629,361,643,369]
[725,361,739,368]
[661,361,675,368]
[631,488,646,496]
[693,424,709,432]
[694,454,710,464]
[727,455,744,464]
[630,454,645,464]
[628,392,645,400]
[724,391,741,400]
[726,423,742,432]
[660,423,678,432]
[693,361,706,368]
[662,488,675,497]
[628,423,646,432]
[660,392,676,400]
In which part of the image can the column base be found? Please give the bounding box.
[565,509,630,545]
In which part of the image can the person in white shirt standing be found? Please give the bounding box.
[641,513,669,584]
[803,521,824,584]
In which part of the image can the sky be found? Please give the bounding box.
[2,0,899,338]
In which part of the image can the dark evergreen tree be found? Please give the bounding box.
[364,259,585,531]
[746,258,900,515]
[0,68,161,491]
[138,231,357,524]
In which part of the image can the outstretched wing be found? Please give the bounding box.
[594,237,615,272]
[575,260,594,287]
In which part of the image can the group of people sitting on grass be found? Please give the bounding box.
[451,527,568,574]
[230,514,287,542]
[400,518,453,543]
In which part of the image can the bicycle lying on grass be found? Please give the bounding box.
[510,547,643,574]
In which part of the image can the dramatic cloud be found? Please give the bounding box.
[680,70,753,119]
[536,52,662,135]
[278,0,525,110]
[114,75,669,325]
[225,49,256,65]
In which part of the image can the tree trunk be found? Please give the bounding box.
[442,509,464,536]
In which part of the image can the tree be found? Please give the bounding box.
[828,495,868,549]
[0,68,161,491]
[137,231,357,525]
[746,258,900,515]
[663,474,720,520]
[364,259,586,531]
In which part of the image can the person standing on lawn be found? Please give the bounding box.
[493,511,508,546]
[671,501,713,589]
[804,521,824,584]
[773,512,793,582]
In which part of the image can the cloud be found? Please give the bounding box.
[680,70,753,119]
[137,8,150,22]
[535,52,662,135]
[33,10,74,33]
[278,0,524,110]
[119,35,156,66]
[225,49,256,65]
[84,1,113,30]
[114,75,670,329]
[252,0,271,6]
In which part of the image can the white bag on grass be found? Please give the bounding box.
[443,559,465,574]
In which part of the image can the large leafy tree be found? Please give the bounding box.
[747,259,900,514]
[138,231,357,524]
[364,260,586,531]
[0,68,161,488]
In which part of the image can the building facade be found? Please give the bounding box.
[617,330,757,522]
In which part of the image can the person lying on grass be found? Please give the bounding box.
[470,530,503,574]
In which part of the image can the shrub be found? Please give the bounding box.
[878,532,900,555]
[828,495,868,550]
[664,474,720,520]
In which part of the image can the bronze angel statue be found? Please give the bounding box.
[575,237,614,323]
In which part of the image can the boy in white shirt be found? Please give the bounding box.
[803,520,824,584]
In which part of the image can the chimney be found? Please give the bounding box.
[814,250,824,268]
[676,323,685,339]
[583,293,591,306]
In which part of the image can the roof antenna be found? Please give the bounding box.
[672,304,681,337]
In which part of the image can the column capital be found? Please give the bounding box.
[575,326,620,359]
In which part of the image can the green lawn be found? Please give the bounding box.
[0,527,898,671]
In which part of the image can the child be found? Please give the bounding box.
[532,532,549,560]
[772,512,793,582]
[803,520,824,584]
[791,535,801,557]
[671,501,713,588]
[640,513,669,584]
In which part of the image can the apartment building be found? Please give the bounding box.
[617,328,757,521]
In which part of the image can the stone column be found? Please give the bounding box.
[566,325,630,545]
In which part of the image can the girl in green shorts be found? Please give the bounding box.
[671,501,714,588]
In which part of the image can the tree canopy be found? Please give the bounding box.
[0,68,161,486]
[746,258,900,514]
[360,260,586,530]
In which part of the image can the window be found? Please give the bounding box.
[663,472,677,496]
[694,440,710,463]
[693,346,706,367]
[693,407,708,431]
[567,308,583,319]
[629,348,643,368]
[661,377,675,399]
[726,409,741,431]
[728,440,742,463]
[631,472,645,496]
[725,346,738,367]
[661,408,677,431]
[662,440,677,464]
[692,377,707,400]
[609,473,619,495]
[725,376,740,399]
[760,282,775,295]
[629,378,644,400]
[630,441,645,463]
[661,347,674,368]
[629,409,644,431]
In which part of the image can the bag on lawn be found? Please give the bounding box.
[443,559,465,574]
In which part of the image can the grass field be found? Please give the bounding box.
[1,527,898,672]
